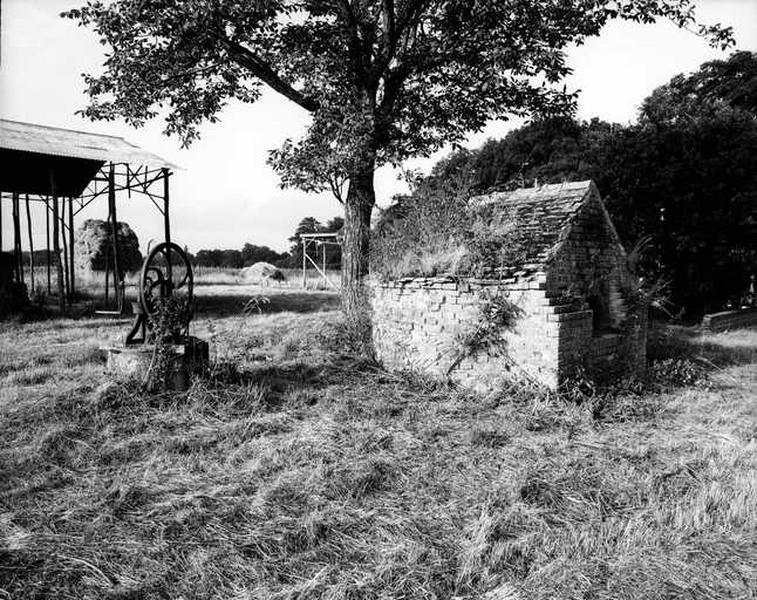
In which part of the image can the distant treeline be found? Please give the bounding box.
[189,244,290,269]
[190,215,344,270]
[10,215,346,272]
[13,250,55,267]
[9,245,289,270]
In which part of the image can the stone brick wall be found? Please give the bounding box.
[370,184,647,392]
[545,187,646,377]
[372,275,598,391]
[371,274,646,392]
[701,308,757,333]
[545,187,634,314]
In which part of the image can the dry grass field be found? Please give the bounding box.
[19,266,340,309]
[0,285,755,599]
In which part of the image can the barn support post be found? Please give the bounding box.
[60,197,70,299]
[12,192,23,285]
[68,197,75,299]
[10,194,17,275]
[50,172,65,311]
[45,198,51,295]
[25,194,35,296]
[0,194,4,251]
[108,163,123,309]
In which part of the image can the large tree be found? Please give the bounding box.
[64,0,732,316]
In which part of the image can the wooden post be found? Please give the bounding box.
[45,198,51,295]
[162,168,171,245]
[12,192,23,284]
[51,173,65,311]
[10,194,17,275]
[68,197,75,299]
[108,163,123,306]
[25,194,34,295]
[0,194,3,251]
[60,197,70,299]
[162,168,172,291]
[322,242,326,287]
[302,238,307,289]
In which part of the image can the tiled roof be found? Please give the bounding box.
[469,180,595,271]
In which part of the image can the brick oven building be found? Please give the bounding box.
[370,181,647,391]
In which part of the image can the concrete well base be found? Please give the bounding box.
[103,336,209,391]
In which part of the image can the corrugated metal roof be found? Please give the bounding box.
[0,119,177,169]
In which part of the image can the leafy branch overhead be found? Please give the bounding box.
[63,1,734,194]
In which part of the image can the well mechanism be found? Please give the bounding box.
[107,241,208,389]
[126,242,194,344]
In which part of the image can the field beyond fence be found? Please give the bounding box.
[19,266,341,303]
[193,267,341,290]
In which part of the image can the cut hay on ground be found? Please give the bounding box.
[239,262,286,284]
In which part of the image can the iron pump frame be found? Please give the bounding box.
[125,241,194,345]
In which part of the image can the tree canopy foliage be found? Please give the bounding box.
[288,216,344,269]
[64,0,733,314]
[63,1,728,175]
[193,244,288,269]
[409,51,757,316]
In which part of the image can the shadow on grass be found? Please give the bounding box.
[208,359,328,388]
[648,322,757,368]
[4,287,340,322]
[194,290,340,318]
[191,354,393,417]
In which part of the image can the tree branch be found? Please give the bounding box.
[329,174,347,204]
[217,33,319,113]
[381,0,396,55]
[368,0,398,83]
[378,65,408,115]
[335,0,371,85]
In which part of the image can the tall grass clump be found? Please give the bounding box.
[371,176,472,280]
[371,175,531,280]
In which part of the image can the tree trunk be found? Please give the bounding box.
[341,163,375,323]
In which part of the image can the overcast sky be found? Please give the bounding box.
[1,0,756,254]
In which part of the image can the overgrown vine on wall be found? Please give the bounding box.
[446,292,523,376]
[145,296,189,391]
